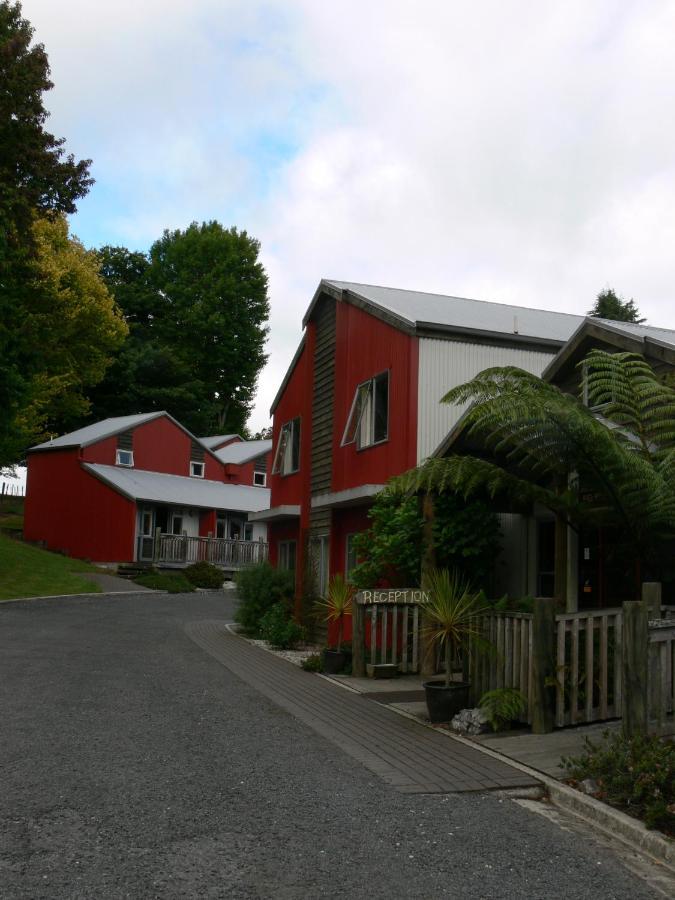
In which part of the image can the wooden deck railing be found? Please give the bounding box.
[648,619,675,730]
[138,533,269,569]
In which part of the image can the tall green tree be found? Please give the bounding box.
[395,351,675,589]
[89,222,270,436]
[7,217,127,457]
[588,288,644,323]
[0,1,93,464]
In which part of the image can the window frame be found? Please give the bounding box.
[190,460,205,478]
[272,417,301,476]
[253,471,267,487]
[116,448,134,467]
[278,539,297,571]
[341,370,389,450]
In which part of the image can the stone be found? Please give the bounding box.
[579,778,600,796]
[450,707,490,736]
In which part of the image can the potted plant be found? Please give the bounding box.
[421,568,491,723]
[314,573,353,674]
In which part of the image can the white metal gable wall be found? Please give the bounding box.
[416,338,555,463]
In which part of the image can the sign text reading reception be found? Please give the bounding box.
[356,589,430,605]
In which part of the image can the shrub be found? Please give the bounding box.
[562,730,675,835]
[234,562,295,635]
[479,688,527,731]
[301,653,324,672]
[133,570,195,593]
[259,602,304,649]
[184,561,224,589]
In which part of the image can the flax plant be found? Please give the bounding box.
[313,573,353,651]
[422,568,492,687]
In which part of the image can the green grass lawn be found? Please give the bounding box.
[0,533,102,601]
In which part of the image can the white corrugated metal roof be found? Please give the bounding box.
[198,434,241,450]
[30,413,164,451]
[83,463,270,512]
[594,318,675,348]
[325,281,584,343]
[215,440,272,465]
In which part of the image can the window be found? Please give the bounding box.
[190,461,205,478]
[272,417,301,475]
[244,523,253,541]
[116,449,134,467]
[253,471,267,487]
[216,514,226,539]
[341,371,389,449]
[310,535,329,597]
[278,540,297,571]
[345,533,358,578]
[171,515,183,535]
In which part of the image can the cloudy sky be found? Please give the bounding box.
[20,0,675,431]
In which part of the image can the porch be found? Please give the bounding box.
[137,531,269,570]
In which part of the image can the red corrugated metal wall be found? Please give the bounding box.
[332,303,418,491]
[24,450,136,561]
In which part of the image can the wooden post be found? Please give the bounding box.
[352,599,366,677]
[642,582,661,621]
[153,526,161,563]
[554,513,568,611]
[419,492,436,678]
[622,600,648,737]
[531,597,556,734]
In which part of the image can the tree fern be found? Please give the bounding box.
[392,351,675,572]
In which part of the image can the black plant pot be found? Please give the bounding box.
[423,680,470,724]
[323,649,348,674]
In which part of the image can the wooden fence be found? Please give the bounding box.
[352,590,674,733]
[138,532,269,569]
[0,481,24,500]
[647,619,675,731]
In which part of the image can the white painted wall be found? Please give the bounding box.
[416,338,555,462]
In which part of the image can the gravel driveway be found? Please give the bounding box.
[0,592,662,899]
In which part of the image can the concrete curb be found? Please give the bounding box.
[441,729,675,873]
[0,589,167,604]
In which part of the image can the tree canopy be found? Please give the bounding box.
[395,351,675,585]
[588,288,644,323]
[88,222,270,437]
[5,217,127,458]
[0,1,95,465]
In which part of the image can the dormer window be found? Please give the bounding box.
[116,449,134,467]
[190,461,205,478]
[253,471,267,487]
[272,417,301,475]
[341,371,389,449]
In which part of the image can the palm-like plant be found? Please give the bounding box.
[422,568,491,687]
[314,573,353,651]
[394,351,675,578]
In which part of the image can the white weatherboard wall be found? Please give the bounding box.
[417,338,555,462]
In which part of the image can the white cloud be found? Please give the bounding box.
[19,0,675,431]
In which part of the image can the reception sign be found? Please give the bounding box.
[356,588,430,605]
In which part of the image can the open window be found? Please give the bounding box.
[341,371,389,449]
[272,417,301,475]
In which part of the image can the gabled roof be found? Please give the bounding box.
[83,464,270,512]
[199,434,242,450]
[214,439,272,465]
[543,317,675,384]
[306,280,584,346]
[30,413,165,451]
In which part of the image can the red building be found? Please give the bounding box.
[24,412,270,567]
[250,280,585,603]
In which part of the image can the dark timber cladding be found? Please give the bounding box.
[309,293,336,535]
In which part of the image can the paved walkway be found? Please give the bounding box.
[84,571,154,592]
[186,621,539,795]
